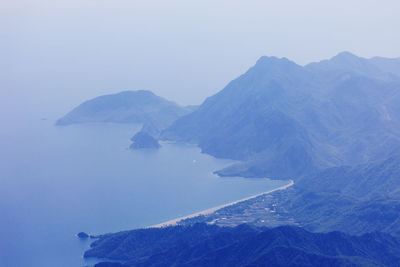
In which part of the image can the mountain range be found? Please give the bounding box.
[162,52,400,179]
[57,53,400,181]
[58,52,400,265]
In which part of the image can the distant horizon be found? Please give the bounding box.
[67,50,400,103]
[3,49,400,124]
[2,0,400,119]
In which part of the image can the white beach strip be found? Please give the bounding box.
[149,179,294,228]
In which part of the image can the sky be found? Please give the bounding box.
[1,0,399,119]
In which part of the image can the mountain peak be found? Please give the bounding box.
[246,56,308,85]
[329,51,364,64]
[251,56,304,77]
[116,90,156,97]
[255,56,296,67]
[333,51,359,59]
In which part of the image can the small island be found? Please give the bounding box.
[77,232,89,239]
[129,131,161,150]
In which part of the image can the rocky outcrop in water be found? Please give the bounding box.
[129,131,160,150]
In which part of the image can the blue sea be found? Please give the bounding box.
[0,116,287,266]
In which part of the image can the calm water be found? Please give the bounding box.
[0,118,288,267]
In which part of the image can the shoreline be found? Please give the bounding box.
[150,179,294,228]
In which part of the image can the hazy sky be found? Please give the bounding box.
[1,0,399,118]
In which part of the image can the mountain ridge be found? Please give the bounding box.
[85,223,400,267]
[161,52,400,179]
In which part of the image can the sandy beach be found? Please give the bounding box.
[150,179,294,228]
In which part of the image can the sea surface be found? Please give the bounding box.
[0,117,288,267]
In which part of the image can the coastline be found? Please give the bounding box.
[150,179,294,228]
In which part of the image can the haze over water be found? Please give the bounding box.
[0,112,288,267]
[3,1,399,266]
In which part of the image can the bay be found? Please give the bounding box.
[0,118,287,267]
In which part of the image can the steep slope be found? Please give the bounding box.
[162,56,314,147]
[297,155,400,200]
[270,155,400,236]
[162,53,400,179]
[161,57,325,178]
[85,224,400,267]
[56,90,192,130]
